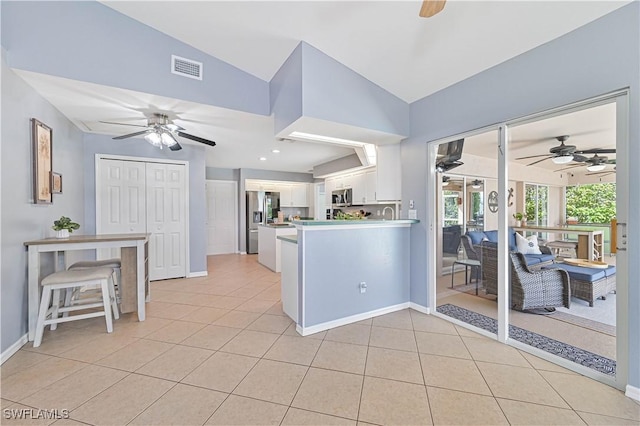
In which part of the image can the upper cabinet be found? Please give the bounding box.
[280,183,310,207]
[324,144,401,205]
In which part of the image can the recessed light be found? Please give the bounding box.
[271,149,280,153]
[259,157,267,161]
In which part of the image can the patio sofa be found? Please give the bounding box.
[465,228,555,268]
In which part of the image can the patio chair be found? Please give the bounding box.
[480,242,571,311]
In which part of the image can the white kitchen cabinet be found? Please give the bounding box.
[364,169,377,203]
[351,171,366,205]
[325,177,335,205]
[279,183,309,207]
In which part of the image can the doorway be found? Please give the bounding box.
[206,180,238,255]
[429,92,628,390]
[96,156,188,281]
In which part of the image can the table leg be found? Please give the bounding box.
[451,263,455,288]
[119,247,137,314]
[27,248,40,341]
[136,241,146,321]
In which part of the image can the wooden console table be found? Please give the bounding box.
[513,226,603,261]
[24,233,149,342]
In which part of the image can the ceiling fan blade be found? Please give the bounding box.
[515,154,551,160]
[419,0,446,17]
[527,157,551,166]
[554,164,584,172]
[113,129,151,140]
[575,148,616,154]
[169,142,182,151]
[176,131,217,147]
[606,159,617,164]
[586,171,615,177]
[99,120,148,128]
[571,154,589,163]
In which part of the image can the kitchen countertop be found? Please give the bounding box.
[258,223,296,228]
[277,235,298,244]
[292,219,419,226]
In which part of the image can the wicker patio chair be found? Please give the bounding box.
[480,242,571,311]
[460,235,481,282]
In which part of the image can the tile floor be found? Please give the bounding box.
[2,254,638,425]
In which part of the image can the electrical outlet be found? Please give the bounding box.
[376,210,381,216]
[359,282,367,294]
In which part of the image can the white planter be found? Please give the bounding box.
[55,229,70,239]
[515,220,522,227]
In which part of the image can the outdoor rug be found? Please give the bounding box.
[437,303,616,376]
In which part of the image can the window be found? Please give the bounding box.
[443,191,461,226]
[525,184,548,226]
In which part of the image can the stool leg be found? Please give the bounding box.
[34,286,53,348]
[451,263,455,288]
[100,279,113,333]
[50,289,61,331]
[62,288,73,318]
[108,273,119,320]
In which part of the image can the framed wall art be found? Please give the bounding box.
[51,172,62,194]
[31,118,53,204]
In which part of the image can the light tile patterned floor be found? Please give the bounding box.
[2,254,638,425]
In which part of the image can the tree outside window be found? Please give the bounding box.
[565,183,616,223]
[525,184,548,226]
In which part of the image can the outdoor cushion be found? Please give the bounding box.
[542,263,608,282]
[604,266,617,277]
[467,231,487,245]
[524,253,555,265]
[484,230,499,243]
[515,233,542,254]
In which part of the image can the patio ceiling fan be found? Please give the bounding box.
[555,154,616,173]
[102,113,217,151]
[515,135,615,166]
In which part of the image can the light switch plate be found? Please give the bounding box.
[409,200,415,209]
[408,209,417,219]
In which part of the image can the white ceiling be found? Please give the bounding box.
[14,1,628,173]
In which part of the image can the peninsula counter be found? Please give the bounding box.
[280,220,419,336]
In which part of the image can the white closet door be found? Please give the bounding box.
[206,180,237,255]
[146,163,187,280]
[97,159,146,259]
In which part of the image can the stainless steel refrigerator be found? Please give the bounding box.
[246,191,280,254]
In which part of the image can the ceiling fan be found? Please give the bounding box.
[420,0,446,18]
[555,153,616,173]
[103,113,217,151]
[515,135,615,166]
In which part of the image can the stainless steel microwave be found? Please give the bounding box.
[332,188,352,207]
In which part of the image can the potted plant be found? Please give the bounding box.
[513,212,525,227]
[52,216,80,238]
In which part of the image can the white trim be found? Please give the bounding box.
[625,385,640,402]
[239,251,247,255]
[1,334,28,364]
[187,271,208,278]
[408,302,430,314]
[296,302,409,336]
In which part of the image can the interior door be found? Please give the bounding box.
[146,163,187,280]
[206,180,237,255]
[97,159,146,259]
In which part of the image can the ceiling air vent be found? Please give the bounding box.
[171,55,203,80]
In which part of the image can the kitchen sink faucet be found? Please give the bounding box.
[382,206,395,220]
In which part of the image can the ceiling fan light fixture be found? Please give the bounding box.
[144,131,162,147]
[160,131,178,147]
[587,164,606,172]
[471,179,482,189]
[552,154,574,165]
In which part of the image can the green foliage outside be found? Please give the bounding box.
[565,183,616,223]
[525,184,548,225]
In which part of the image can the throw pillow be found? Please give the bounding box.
[515,233,542,255]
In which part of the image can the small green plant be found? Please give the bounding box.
[52,216,80,232]
[513,212,525,221]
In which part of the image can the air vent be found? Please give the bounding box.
[171,55,203,80]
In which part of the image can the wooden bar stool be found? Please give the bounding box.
[34,267,116,348]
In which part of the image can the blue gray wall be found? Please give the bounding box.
[83,134,208,274]
[300,226,410,327]
[403,2,640,388]
[270,44,304,135]
[1,51,86,351]
[206,167,239,182]
[0,1,269,115]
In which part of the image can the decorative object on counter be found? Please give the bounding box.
[335,211,366,220]
[31,118,53,204]
[52,216,80,239]
[278,211,284,223]
[513,212,526,227]
[566,217,579,225]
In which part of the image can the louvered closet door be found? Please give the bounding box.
[146,163,187,280]
[97,159,146,259]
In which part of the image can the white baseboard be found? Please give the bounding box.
[408,302,430,314]
[240,251,247,255]
[187,271,208,278]
[296,302,410,336]
[626,384,640,402]
[1,334,28,365]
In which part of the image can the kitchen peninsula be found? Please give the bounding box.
[279,219,419,336]
[258,224,296,272]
